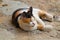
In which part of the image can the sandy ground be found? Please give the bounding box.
[0,0,60,40]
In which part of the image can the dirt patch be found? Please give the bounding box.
[0,0,60,40]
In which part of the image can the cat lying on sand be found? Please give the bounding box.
[12,7,54,31]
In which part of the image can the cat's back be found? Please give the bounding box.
[12,8,28,19]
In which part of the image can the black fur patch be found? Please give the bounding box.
[22,11,32,18]
[22,7,33,18]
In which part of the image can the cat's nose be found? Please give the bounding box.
[30,22,35,26]
[31,23,35,27]
[32,23,35,25]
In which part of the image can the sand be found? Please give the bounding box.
[0,0,60,40]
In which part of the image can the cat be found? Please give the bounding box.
[12,6,54,31]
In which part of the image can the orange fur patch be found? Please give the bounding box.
[39,11,46,19]
[18,18,34,30]
[37,24,44,30]
[15,9,29,18]
[21,17,31,23]
[15,11,22,18]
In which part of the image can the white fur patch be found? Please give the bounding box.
[32,8,46,27]
[43,25,53,31]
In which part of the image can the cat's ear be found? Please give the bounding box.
[27,6,33,16]
[22,11,26,17]
[28,6,32,12]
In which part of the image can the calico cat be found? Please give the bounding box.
[12,7,53,31]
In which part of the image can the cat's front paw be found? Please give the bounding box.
[45,13,54,22]
[43,25,53,31]
[47,17,53,22]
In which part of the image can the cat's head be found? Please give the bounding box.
[18,7,37,31]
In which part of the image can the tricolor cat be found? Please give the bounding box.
[12,7,54,31]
